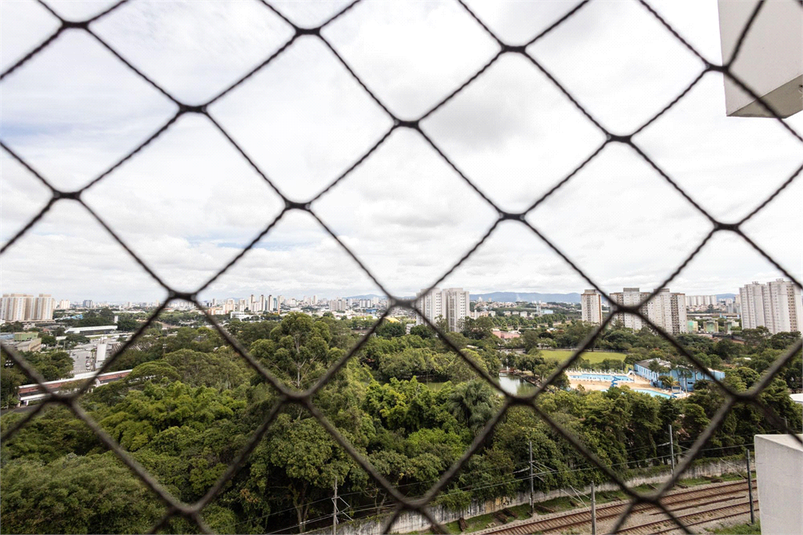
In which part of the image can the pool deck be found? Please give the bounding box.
[499,369,687,398]
[567,371,685,397]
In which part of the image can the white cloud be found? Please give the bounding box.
[673,230,798,295]
[209,35,393,200]
[527,0,703,133]
[313,128,498,296]
[460,0,593,46]
[270,0,354,28]
[526,143,714,293]
[1,0,801,303]
[92,0,294,104]
[0,201,166,302]
[636,74,803,221]
[0,152,53,243]
[439,220,591,294]
[422,53,606,213]
[81,114,285,292]
[46,0,119,21]
[1,28,176,190]
[0,0,60,72]
[741,177,803,277]
[200,210,382,300]
[322,0,499,118]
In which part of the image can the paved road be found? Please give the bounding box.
[71,346,95,374]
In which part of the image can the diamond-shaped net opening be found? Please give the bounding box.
[2,0,802,533]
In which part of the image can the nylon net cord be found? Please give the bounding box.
[1,0,802,533]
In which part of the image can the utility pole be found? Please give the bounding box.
[668,424,675,476]
[529,440,535,516]
[591,481,597,535]
[746,449,755,524]
[333,475,338,535]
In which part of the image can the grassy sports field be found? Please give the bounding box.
[541,349,628,364]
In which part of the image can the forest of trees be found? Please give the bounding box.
[1,313,800,533]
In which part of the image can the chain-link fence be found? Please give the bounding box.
[1,0,802,533]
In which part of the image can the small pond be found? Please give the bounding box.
[498,373,536,396]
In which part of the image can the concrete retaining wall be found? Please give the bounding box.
[311,458,745,535]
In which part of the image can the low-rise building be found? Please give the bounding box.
[1,333,43,352]
[64,325,118,336]
[492,329,520,340]
[704,320,719,333]
[14,338,42,352]
[634,358,725,391]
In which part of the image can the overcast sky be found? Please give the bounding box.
[1,0,801,303]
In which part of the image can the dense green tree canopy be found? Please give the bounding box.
[2,312,800,534]
[1,454,163,534]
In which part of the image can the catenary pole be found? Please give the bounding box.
[529,440,534,516]
[746,449,755,524]
[669,424,675,476]
[591,481,597,535]
[333,475,338,535]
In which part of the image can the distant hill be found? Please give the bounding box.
[470,292,581,304]
[345,292,737,303]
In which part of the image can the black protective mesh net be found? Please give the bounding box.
[1,0,802,533]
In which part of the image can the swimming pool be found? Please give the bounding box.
[572,373,633,382]
[633,388,672,398]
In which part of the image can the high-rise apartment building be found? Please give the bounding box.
[609,288,687,335]
[740,282,766,330]
[685,295,719,307]
[249,294,266,313]
[32,294,55,321]
[415,287,471,332]
[668,291,688,335]
[766,279,800,333]
[1,294,28,322]
[0,294,55,321]
[580,289,602,324]
[329,298,348,312]
[417,289,444,325]
[740,279,801,334]
[443,289,471,333]
[609,288,648,331]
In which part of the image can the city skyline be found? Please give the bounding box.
[0,284,748,309]
[2,1,801,304]
[0,281,770,316]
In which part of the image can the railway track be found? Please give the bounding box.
[479,480,756,535]
[617,502,758,535]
